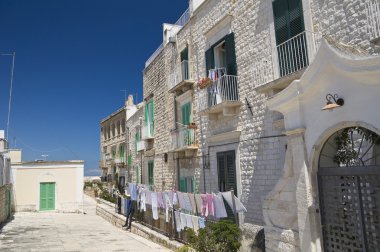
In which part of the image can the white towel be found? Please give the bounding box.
[221,192,247,213]
[174,211,182,232]
[151,192,159,220]
[213,192,228,218]
[180,212,187,230]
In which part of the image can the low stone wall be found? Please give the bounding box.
[96,198,183,251]
[0,184,12,225]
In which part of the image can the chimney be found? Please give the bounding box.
[125,95,134,107]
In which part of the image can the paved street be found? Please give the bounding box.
[0,195,170,252]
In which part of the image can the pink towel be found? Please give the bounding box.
[200,194,208,216]
[206,193,215,216]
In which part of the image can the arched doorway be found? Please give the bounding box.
[318,126,380,251]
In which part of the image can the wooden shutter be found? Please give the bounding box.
[225,32,237,76]
[40,183,47,210]
[205,46,215,74]
[148,161,154,185]
[226,152,237,195]
[135,132,138,155]
[181,102,191,125]
[273,0,304,45]
[47,183,55,210]
[217,154,226,192]
[180,178,187,192]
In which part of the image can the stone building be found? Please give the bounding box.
[100,95,138,183]
[103,0,380,250]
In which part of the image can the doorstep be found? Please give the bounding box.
[96,198,184,251]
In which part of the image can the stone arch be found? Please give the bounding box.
[309,121,380,251]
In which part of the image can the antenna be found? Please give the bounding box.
[0,52,15,140]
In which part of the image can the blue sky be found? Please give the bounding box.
[0,0,188,175]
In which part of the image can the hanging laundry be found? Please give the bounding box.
[188,193,197,214]
[146,190,152,205]
[167,191,174,205]
[198,217,206,229]
[174,210,182,233]
[164,193,171,223]
[213,192,227,218]
[157,192,164,209]
[221,192,247,213]
[200,194,209,216]
[121,196,125,215]
[182,193,193,212]
[151,192,159,220]
[129,183,137,201]
[192,215,199,233]
[180,212,187,230]
[172,192,178,206]
[185,214,193,229]
[195,194,202,214]
[139,189,146,212]
[177,191,186,209]
[206,193,215,216]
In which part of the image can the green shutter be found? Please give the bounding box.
[40,183,55,211]
[128,154,132,166]
[205,46,215,74]
[179,178,187,192]
[148,161,154,185]
[135,132,139,155]
[181,102,191,125]
[225,32,237,76]
[272,0,304,45]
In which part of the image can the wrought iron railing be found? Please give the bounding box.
[367,0,380,42]
[171,126,197,150]
[198,75,239,112]
[168,60,192,90]
[142,122,154,139]
[252,30,322,87]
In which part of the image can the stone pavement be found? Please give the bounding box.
[0,195,171,252]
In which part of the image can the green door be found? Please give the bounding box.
[40,183,55,211]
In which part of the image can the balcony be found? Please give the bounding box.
[168,60,195,94]
[142,122,154,140]
[367,0,380,44]
[115,158,125,166]
[137,140,145,152]
[171,126,198,152]
[198,74,240,118]
[252,31,322,92]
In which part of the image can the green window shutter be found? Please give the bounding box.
[273,0,304,45]
[181,102,191,125]
[179,178,187,192]
[192,177,195,193]
[128,154,132,166]
[40,183,47,210]
[225,32,237,76]
[148,161,154,185]
[205,46,215,74]
[135,132,138,155]
[48,183,55,210]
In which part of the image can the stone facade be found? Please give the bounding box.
[102,0,380,250]
[100,95,138,182]
[0,184,12,225]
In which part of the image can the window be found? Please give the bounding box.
[217,151,237,194]
[148,160,154,185]
[119,145,124,162]
[181,102,192,126]
[111,146,116,159]
[145,99,154,136]
[135,131,139,155]
[205,32,237,76]
[179,176,195,193]
[128,154,132,167]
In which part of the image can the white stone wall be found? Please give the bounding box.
[126,106,143,184]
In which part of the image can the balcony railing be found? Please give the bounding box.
[199,75,239,113]
[252,30,322,88]
[137,140,145,151]
[142,122,154,140]
[171,126,197,151]
[367,0,380,42]
[168,60,193,91]
[145,44,164,68]
[174,8,190,27]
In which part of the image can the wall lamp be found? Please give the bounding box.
[322,94,344,111]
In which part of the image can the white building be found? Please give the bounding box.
[11,151,84,213]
